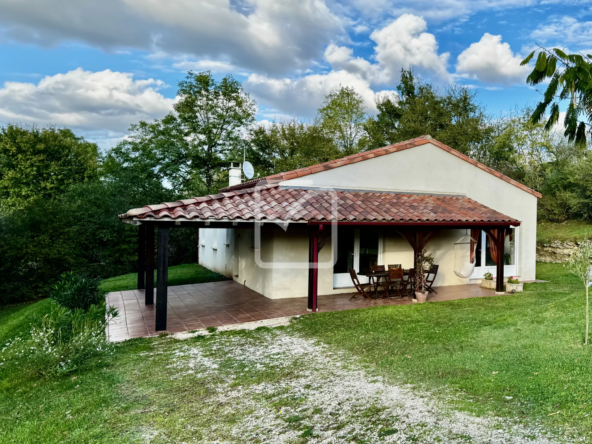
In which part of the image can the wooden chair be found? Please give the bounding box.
[385,267,405,299]
[349,269,374,299]
[424,264,439,294]
[370,265,386,296]
[404,268,417,297]
[388,264,402,270]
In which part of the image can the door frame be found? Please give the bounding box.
[470,227,519,279]
[333,229,384,288]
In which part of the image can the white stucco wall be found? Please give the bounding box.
[198,228,235,278]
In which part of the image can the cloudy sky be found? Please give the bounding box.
[0,0,588,148]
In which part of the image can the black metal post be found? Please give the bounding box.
[156,227,169,331]
[137,225,146,290]
[307,227,314,311]
[145,224,155,305]
[495,228,505,293]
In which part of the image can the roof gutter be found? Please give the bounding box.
[307,221,521,227]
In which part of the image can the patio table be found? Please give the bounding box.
[364,270,410,298]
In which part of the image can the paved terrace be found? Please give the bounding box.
[106,280,503,342]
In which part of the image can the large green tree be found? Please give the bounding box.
[107,71,256,195]
[317,86,367,155]
[0,125,99,211]
[248,120,339,176]
[364,70,492,155]
[521,47,592,146]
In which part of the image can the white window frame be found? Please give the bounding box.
[333,229,384,288]
[470,227,519,279]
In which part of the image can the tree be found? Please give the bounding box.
[364,70,492,156]
[248,120,339,176]
[0,125,99,211]
[565,239,592,345]
[521,47,592,146]
[107,71,256,195]
[317,86,367,155]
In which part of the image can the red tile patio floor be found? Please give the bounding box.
[106,280,502,342]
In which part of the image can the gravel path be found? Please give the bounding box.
[168,330,570,443]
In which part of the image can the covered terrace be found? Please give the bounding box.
[119,183,520,333]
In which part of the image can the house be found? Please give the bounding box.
[120,135,540,330]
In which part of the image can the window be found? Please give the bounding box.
[333,227,381,288]
[471,228,518,278]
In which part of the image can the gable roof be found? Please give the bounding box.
[220,135,542,199]
[120,184,520,226]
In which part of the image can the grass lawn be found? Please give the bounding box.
[1,263,592,442]
[99,263,227,293]
[538,220,592,243]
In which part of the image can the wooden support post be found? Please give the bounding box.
[495,228,505,293]
[308,225,320,312]
[137,225,146,290]
[156,227,169,331]
[145,224,155,305]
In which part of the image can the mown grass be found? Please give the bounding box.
[538,220,592,243]
[99,263,227,293]
[294,262,592,434]
[1,263,592,442]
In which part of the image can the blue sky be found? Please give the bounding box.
[0,0,590,149]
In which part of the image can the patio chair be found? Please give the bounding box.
[370,265,386,295]
[404,268,417,297]
[388,264,402,270]
[385,267,405,299]
[349,269,374,300]
[424,265,439,294]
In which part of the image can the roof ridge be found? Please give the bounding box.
[219,135,542,199]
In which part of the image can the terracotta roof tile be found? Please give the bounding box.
[120,184,520,225]
[219,135,542,198]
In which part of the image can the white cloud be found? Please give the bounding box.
[246,14,449,116]
[331,0,538,23]
[324,44,380,82]
[0,0,343,75]
[171,59,236,73]
[531,16,592,47]
[0,68,174,134]
[245,70,396,117]
[455,33,529,85]
[370,14,451,82]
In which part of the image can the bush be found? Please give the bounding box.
[0,170,198,305]
[0,301,117,377]
[50,272,106,311]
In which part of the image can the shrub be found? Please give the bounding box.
[0,173,198,305]
[50,272,106,311]
[0,301,117,377]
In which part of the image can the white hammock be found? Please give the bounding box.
[453,231,478,279]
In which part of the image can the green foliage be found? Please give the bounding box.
[522,47,592,146]
[107,71,256,195]
[0,301,116,377]
[248,120,340,176]
[50,272,106,311]
[364,70,492,156]
[0,125,99,211]
[0,171,197,304]
[565,239,592,344]
[317,86,368,155]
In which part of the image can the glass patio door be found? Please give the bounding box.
[333,227,381,288]
[470,228,518,279]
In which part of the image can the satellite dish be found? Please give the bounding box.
[243,161,254,179]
